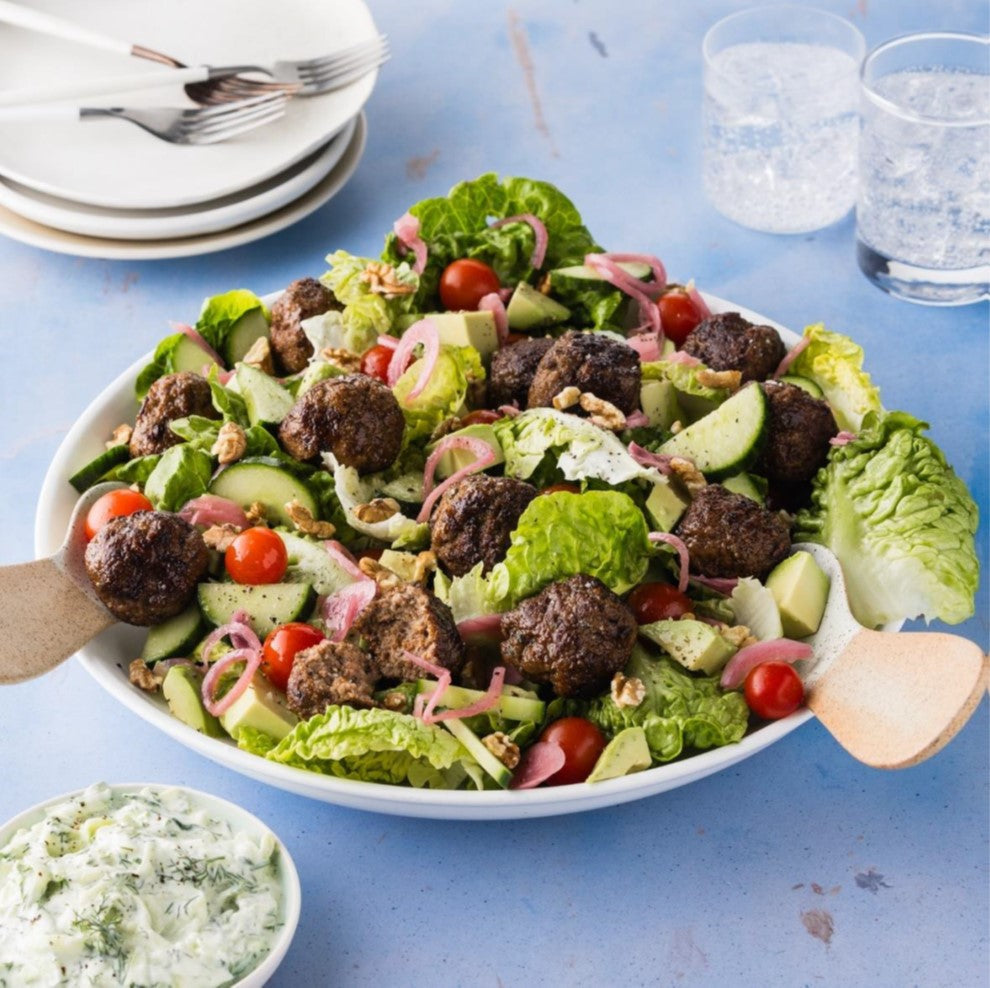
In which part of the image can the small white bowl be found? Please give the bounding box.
[0,782,301,988]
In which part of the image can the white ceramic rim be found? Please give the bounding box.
[33,292,860,820]
[0,781,301,987]
[0,117,355,241]
[0,112,367,260]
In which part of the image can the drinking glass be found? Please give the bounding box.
[702,5,866,234]
[856,32,990,305]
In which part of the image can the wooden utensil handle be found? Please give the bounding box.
[0,558,113,684]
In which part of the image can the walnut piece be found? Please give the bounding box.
[611,672,646,708]
[722,624,758,649]
[106,423,132,449]
[202,523,242,552]
[412,550,437,584]
[483,731,521,769]
[320,347,362,372]
[697,368,742,391]
[552,385,581,410]
[285,498,336,538]
[353,497,400,523]
[245,501,268,526]
[670,420,684,435]
[579,392,627,431]
[358,556,402,589]
[360,261,415,298]
[242,336,275,376]
[668,456,707,495]
[211,421,247,465]
[129,659,160,693]
[382,691,410,712]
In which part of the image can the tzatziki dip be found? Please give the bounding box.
[0,783,284,987]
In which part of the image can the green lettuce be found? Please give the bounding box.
[168,415,280,458]
[794,411,979,626]
[584,645,749,761]
[103,454,160,486]
[194,289,268,354]
[134,333,193,399]
[641,357,733,419]
[265,705,477,789]
[143,444,213,512]
[790,323,882,432]
[393,345,484,443]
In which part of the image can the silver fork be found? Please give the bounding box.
[0,0,386,105]
[0,91,289,145]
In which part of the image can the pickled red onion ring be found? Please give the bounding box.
[509,742,567,789]
[685,283,712,321]
[625,410,649,428]
[323,539,363,578]
[479,292,509,346]
[178,494,249,530]
[201,610,261,663]
[320,541,376,641]
[393,211,428,274]
[720,639,814,690]
[665,350,701,366]
[376,334,400,351]
[172,322,226,368]
[418,435,498,522]
[600,252,668,291]
[773,335,811,379]
[403,649,449,681]
[585,253,662,335]
[387,318,440,400]
[628,443,673,473]
[648,531,690,593]
[201,646,263,717]
[497,404,520,417]
[626,332,661,362]
[489,213,549,270]
[425,666,507,724]
[829,431,857,446]
[403,649,452,723]
[690,574,739,595]
[456,613,503,643]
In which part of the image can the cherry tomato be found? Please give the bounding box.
[262,622,326,692]
[225,527,288,585]
[626,582,692,624]
[460,409,502,427]
[539,717,607,786]
[360,343,395,382]
[744,662,805,720]
[439,258,501,311]
[539,482,581,496]
[658,290,704,346]
[84,489,153,540]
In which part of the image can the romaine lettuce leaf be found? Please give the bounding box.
[393,346,483,442]
[134,332,185,399]
[195,289,269,354]
[794,411,979,626]
[143,444,213,512]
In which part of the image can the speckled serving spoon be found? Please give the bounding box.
[0,482,124,684]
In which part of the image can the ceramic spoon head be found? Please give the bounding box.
[796,543,988,769]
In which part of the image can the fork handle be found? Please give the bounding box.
[0,0,132,56]
[0,104,81,123]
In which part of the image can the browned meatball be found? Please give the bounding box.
[527,330,640,414]
[84,511,209,626]
[286,640,378,718]
[429,474,537,576]
[759,381,838,484]
[269,277,340,375]
[674,484,790,580]
[353,583,465,681]
[500,574,637,698]
[129,372,217,458]
[277,375,404,474]
[488,336,553,408]
[681,312,785,383]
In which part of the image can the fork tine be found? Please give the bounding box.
[178,92,288,122]
[296,39,389,80]
[182,105,287,144]
[295,35,389,74]
[299,50,389,90]
[180,97,288,136]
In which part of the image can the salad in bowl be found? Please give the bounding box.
[60,174,979,806]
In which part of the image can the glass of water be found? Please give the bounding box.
[702,6,865,234]
[856,32,990,305]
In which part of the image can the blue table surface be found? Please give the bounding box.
[1,1,987,985]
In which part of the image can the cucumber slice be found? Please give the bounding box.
[441,718,513,789]
[172,334,222,376]
[68,444,131,493]
[779,374,824,398]
[505,282,571,330]
[234,363,294,428]
[162,665,223,737]
[208,457,319,527]
[198,582,316,637]
[415,679,546,723]
[141,603,207,664]
[657,383,767,480]
[223,308,269,366]
[548,260,651,286]
[277,529,357,596]
[721,472,766,505]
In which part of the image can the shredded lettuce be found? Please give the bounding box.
[794,411,979,626]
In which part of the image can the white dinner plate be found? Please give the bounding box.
[0,112,366,260]
[34,294,845,820]
[0,117,355,241]
[0,0,378,209]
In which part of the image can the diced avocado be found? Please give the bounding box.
[219,673,298,742]
[505,282,570,330]
[379,549,420,583]
[586,726,652,783]
[441,718,512,788]
[779,374,824,399]
[162,665,223,738]
[640,378,683,431]
[424,310,499,360]
[296,359,346,396]
[415,679,546,723]
[171,333,222,376]
[722,472,765,505]
[765,550,830,638]
[68,444,131,493]
[223,308,269,366]
[639,618,737,675]
[277,529,356,596]
[428,423,504,479]
[644,477,689,532]
[234,362,294,428]
[141,603,206,664]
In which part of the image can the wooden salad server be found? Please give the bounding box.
[0,482,124,684]
[796,543,988,769]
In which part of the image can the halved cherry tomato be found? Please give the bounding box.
[225,527,288,585]
[84,489,153,540]
[539,717,607,786]
[539,482,581,496]
[439,258,501,311]
[460,409,501,427]
[626,582,692,624]
[658,290,703,346]
[360,343,394,382]
[262,622,326,692]
[744,662,805,720]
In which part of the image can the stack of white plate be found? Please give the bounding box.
[0,0,377,260]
